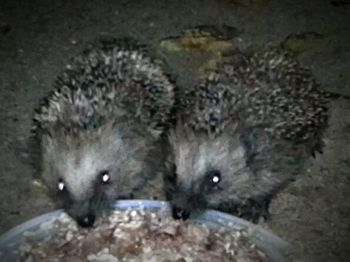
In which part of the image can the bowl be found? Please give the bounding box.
[0,200,292,261]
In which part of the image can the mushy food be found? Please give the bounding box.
[18,209,268,262]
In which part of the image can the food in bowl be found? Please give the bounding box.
[19,209,268,262]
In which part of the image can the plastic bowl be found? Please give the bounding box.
[0,200,292,261]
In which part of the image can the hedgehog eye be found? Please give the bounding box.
[211,174,220,184]
[98,170,111,184]
[206,170,221,189]
[57,179,65,192]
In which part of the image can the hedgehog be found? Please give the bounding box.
[165,48,330,223]
[31,38,175,227]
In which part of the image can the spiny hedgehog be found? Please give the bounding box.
[31,38,175,227]
[166,48,330,222]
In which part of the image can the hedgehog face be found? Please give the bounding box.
[167,128,258,219]
[40,124,162,227]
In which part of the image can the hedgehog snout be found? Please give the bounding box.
[172,205,191,220]
[69,191,111,227]
[76,212,96,227]
[170,193,205,220]
[170,188,208,220]
[170,195,192,220]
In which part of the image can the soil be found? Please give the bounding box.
[0,0,349,261]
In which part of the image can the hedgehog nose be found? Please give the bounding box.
[77,213,96,227]
[172,206,190,220]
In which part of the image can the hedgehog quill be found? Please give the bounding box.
[31,38,175,227]
[166,49,330,222]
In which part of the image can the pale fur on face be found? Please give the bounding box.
[41,122,165,219]
[166,123,301,213]
[168,129,251,209]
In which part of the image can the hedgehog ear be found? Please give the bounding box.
[147,128,162,139]
[32,179,49,193]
